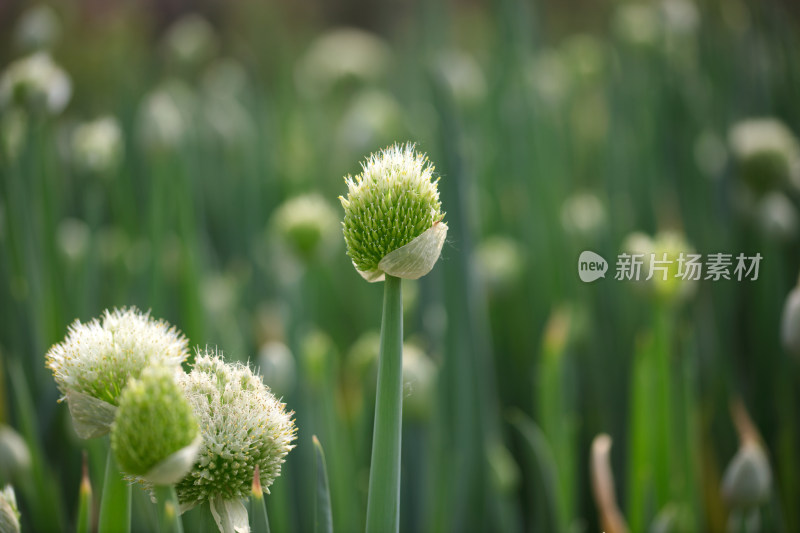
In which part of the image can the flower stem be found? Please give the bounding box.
[98,446,131,533]
[366,274,403,532]
[155,485,184,533]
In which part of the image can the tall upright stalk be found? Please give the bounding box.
[366,275,404,532]
[98,447,131,533]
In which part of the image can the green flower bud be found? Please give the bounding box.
[729,118,800,193]
[45,308,190,438]
[0,52,71,115]
[111,366,200,485]
[0,426,30,482]
[0,485,20,533]
[340,143,447,281]
[271,194,340,262]
[176,352,296,524]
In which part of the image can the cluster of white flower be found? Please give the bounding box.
[45,307,296,532]
[176,352,296,508]
[46,308,188,408]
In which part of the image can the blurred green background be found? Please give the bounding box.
[1,0,800,531]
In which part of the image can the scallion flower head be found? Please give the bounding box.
[271,193,339,263]
[14,5,61,52]
[176,351,296,531]
[0,51,71,115]
[340,143,447,282]
[729,118,800,193]
[111,365,200,485]
[45,307,189,439]
[71,115,124,176]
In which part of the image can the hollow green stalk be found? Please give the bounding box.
[98,447,130,533]
[155,485,183,533]
[250,467,271,533]
[366,275,404,532]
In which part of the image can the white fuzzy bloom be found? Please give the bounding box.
[295,28,390,99]
[434,50,487,107]
[176,352,296,513]
[137,81,194,151]
[71,116,124,175]
[14,5,61,51]
[561,192,608,240]
[163,15,218,70]
[46,308,189,438]
[336,89,403,157]
[0,52,71,115]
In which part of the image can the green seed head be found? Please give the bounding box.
[0,485,20,533]
[111,366,199,483]
[272,193,339,262]
[340,143,446,279]
[45,307,189,438]
[729,118,800,193]
[175,351,296,509]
